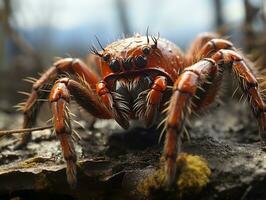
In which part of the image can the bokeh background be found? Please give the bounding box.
[0,0,265,111]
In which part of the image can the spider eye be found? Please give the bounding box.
[142,46,150,55]
[135,55,147,68]
[109,59,121,72]
[103,53,110,62]
[124,57,133,70]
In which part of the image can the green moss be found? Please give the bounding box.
[137,167,166,197]
[138,153,211,199]
[176,153,211,195]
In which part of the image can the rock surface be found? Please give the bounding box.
[0,100,266,200]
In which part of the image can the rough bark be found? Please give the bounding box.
[0,100,266,200]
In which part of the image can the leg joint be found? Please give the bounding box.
[50,81,71,102]
[202,58,216,65]
[55,77,70,85]
[174,71,199,95]
[246,82,258,91]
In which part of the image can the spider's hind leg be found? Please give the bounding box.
[189,36,266,142]
[185,32,219,65]
[211,50,266,143]
[15,67,57,149]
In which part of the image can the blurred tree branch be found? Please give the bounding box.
[0,0,44,110]
[115,0,131,36]
[243,0,260,50]
[0,0,41,63]
[214,0,224,30]
[242,0,266,67]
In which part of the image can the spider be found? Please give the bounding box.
[15,32,266,188]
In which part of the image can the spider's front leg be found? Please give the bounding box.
[49,79,76,187]
[49,77,111,187]
[164,59,218,187]
[145,76,168,127]
[17,58,99,148]
[96,76,168,129]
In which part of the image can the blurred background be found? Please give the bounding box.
[0,0,265,111]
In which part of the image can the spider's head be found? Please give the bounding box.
[91,34,183,125]
[91,34,168,80]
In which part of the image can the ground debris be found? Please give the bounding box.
[0,100,266,200]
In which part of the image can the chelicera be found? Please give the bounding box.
[15,31,266,188]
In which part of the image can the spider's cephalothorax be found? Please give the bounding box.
[95,34,183,129]
[16,32,266,188]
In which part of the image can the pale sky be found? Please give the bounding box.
[6,0,245,55]
[11,0,244,31]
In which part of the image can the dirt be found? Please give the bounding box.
[0,99,266,200]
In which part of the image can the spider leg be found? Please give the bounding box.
[187,37,240,110]
[96,76,168,129]
[17,58,100,148]
[49,77,111,187]
[96,81,130,129]
[185,32,219,65]
[145,76,168,127]
[211,49,266,141]
[184,34,230,110]
[164,59,218,187]
[198,38,235,58]
[49,79,76,187]
[191,38,266,141]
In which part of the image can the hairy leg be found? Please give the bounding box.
[190,38,266,141]
[185,32,219,65]
[211,50,266,141]
[17,58,100,148]
[186,37,237,110]
[49,77,111,187]
[133,75,168,127]
[164,59,218,186]
[185,34,236,110]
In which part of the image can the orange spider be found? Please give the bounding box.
[16,32,266,188]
